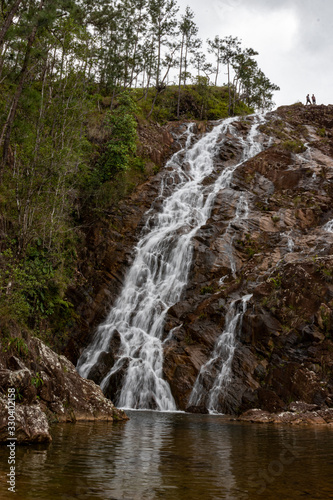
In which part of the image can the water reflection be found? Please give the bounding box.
[0,412,332,499]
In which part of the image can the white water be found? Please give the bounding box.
[324,220,333,233]
[77,115,265,410]
[188,294,252,413]
[223,192,250,276]
[282,230,295,252]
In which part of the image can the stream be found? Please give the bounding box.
[1,411,332,499]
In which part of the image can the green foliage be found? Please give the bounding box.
[0,0,279,353]
[282,139,306,153]
[16,390,23,403]
[31,372,44,389]
[200,285,214,295]
[235,233,258,260]
[269,273,282,289]
[134,84,251,124]
[317,127,326,137]
[0,240,76,336]
[246,247,256,258]
[95,93,138,182]
[3,337,29,357]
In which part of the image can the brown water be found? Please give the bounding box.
[0,411,333,500]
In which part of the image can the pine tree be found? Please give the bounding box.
[176,6,201,118]
[148,0,178,87]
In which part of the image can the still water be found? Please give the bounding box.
[0,411,333,500]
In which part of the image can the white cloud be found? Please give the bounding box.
[177,0,333,108]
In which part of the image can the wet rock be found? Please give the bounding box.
[0,336,128,444]
[159,106,333,416]
[63,104,333,420]
[87,350,117,385]
[238,408,329,425]
[288,401,320,412]
[0,396,51,443]
[87,330,122,385]
[102,357,130,403]
[238,409,274,423]
[186,405,209,414]
[257,388,285,413]
[302,325,325,343]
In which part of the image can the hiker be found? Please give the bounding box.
[306,94,311,105]
[312,94,316,105]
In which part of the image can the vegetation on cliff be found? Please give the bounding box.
[0,0,279,352]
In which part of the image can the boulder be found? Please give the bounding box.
[0,336,128,444]
[0,395,51,443]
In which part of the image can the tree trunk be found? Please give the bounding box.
[177,35,184,119]
[214,48,219,86]
[1,0,45,173]
[0,0,25,78]
[0,0,24,47]
[227,62,231,115]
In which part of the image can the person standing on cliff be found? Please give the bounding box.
[306,94,311,105]
[312,94,316,104]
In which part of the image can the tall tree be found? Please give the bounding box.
[220,35,241,115]
[0,0,26,77]
[207,35,223,87]
[148,0,178,87]
[230,46,258,114]
[176,6,201,118]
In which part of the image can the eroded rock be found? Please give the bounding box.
[0,396,51,443]
[61,105,333,421]
[0,335,128,444]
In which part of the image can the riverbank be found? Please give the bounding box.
[1,411,332,499]
[0,334,128,444]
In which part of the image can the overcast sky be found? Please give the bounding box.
[176,0,333,109]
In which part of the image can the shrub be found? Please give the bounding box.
[282,139,306,153]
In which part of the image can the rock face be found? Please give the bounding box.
[0,334,128,443]
[68,104,333,421]
[162,104,333,416]
[0,398,51,443]
[238,406,333,425]
[63,121,187,364]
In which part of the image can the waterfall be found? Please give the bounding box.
[77,115,265,411]
[223,192,249,276]
[282,230,295,252]
[324,220,333,233]
[188,294,253,413]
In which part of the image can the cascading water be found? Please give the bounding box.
[324,220,333,233]
[282,230,295,252]
[77,114,266,411]
[188,295,252,413]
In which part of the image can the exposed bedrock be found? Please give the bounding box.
[162,105,333,416]
[72,105,333,421]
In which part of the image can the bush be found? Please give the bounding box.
[95,92,138,183]
[282,139,306,153]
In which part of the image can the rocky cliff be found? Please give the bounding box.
[68,104,333,421]
[0,332,128,443]
[63,120,184,363]
[162,104,333,419]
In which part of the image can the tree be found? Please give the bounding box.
[207,35,223,87]
[176,6,201,118]
[148,0,178,87]
[230,46,258,114]
[96,92,138,182]
[219,35,241,115]
[0,0,26,78]
[246,65,280,111]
